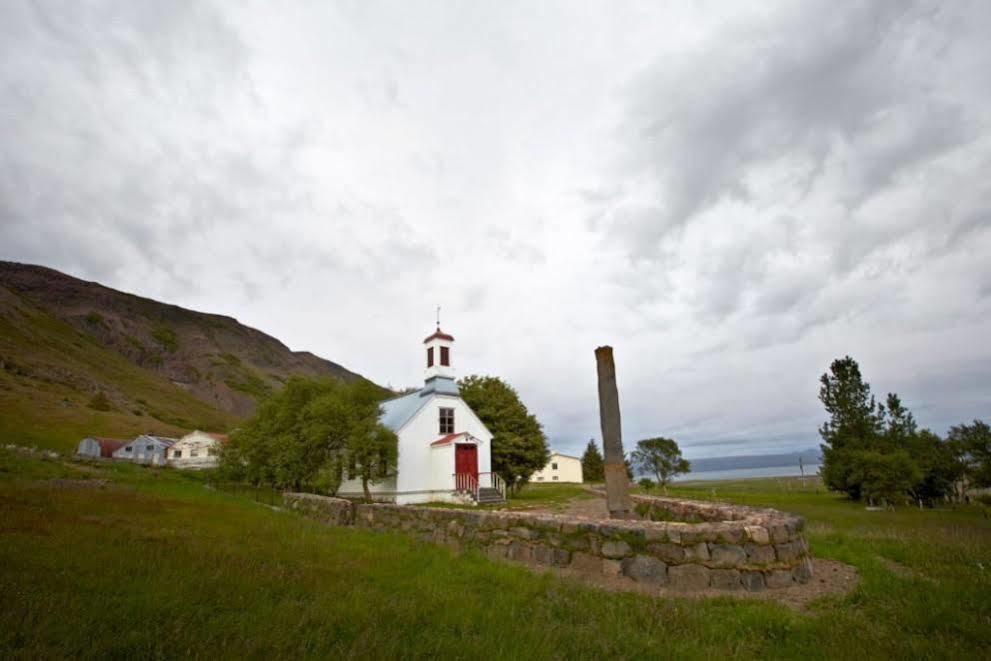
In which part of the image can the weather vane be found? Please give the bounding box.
[436,305,441,330]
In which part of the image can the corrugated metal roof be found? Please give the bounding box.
[379,390,429,432]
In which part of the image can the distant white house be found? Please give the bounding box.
[166,430,228,469]
[336,326,503,505]
[76,436,128,459]
[112,434,177,464]
[533,452,583,483]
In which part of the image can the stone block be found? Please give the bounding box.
[569,552,601,574]
[510,527,536,540]
[485,544,507,560]
[792,557,813,584]
[601,559,623,577]
[744,543,775,565]
[668,564,710,590]
[765,569,794,589]
[744,526,770,544]
[740,571,766,592]
[715,525,745,544]
[769,524,791,544]
[709,544,746,567]
[683,542,710,562]
[507,541,532,562]
[710,569,742,590]
[621,555,668,585]
[601,540,632,559]
[646,543,685,564]
[532,545,554,565]
[643,527,669,542]
[775,540,803,562]
[552,548,571,567]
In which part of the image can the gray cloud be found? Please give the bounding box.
[1,0,990,462]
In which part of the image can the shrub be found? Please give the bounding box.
[86,392,112,412]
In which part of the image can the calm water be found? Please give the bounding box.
[673,463,822,482]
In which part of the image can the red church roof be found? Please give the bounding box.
[423,328,454,343]
[430,432,469,446]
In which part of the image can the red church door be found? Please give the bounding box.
[455,444,478,480]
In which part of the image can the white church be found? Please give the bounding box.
[337,326,504,505]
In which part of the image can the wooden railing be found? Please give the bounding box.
[477,472,506,499]
[453,472,507,501]
[453,472,478,498]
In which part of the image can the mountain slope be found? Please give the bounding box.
[0,261,370,417]
[0,261,378,452]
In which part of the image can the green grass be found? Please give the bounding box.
[1,453,989,659]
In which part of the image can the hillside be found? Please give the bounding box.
[0,261,374,451]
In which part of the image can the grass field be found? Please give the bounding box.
[2,451,990,659]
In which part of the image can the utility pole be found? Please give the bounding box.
[595,346,633,519]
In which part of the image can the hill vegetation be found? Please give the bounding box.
[0,261,379,452]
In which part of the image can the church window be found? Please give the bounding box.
[427,347,434,367]
[440,346,450,366]
[439,407,455,434]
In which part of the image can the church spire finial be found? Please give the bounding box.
[436,305,441,330]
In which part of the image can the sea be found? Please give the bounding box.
[673,463,822,482]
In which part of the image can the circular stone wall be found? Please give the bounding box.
[346,493,812,592]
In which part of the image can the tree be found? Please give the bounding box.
[580,439,605,482]
[631,437,690,490]
[818,356,886,499]
[458,375,549,493]
[948,419,991,489]
[219,377,396,496]
[817,356,962,506]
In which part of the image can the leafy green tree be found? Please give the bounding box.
[847,450,922,507]
[948,419,991,489]
[818,356,887,499]
[458,375,549,493]
[817,356,962,506]
[631,437,690,490]
[580,439,605,482]
[637,477,655,492]
[908,429,964,505]
[220,377,396,496]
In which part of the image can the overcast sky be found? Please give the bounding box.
[2,0,990,459]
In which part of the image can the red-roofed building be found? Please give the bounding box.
[76,436,129,458]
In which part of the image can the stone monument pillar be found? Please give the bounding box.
[595,345,633,518]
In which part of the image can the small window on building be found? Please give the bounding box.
[552,462,558,470]
[190,450,198,457]
[207,448,216,457]
[552,476,559,481]
[440,346,450,366]
[146,445,154,451]
[439,407,455,434]
[173,450,182,459]
[125,447,132,453]
[427,347,434,367]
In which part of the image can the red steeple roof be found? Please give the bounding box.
[423,328,454,343]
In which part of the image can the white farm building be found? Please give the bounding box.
[167,430,228,470]
[533,452,583,483]
[336,326,504,505]
[112,434,177,465]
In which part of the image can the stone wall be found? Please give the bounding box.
[285,492,812,591]
[284,492,354,526]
